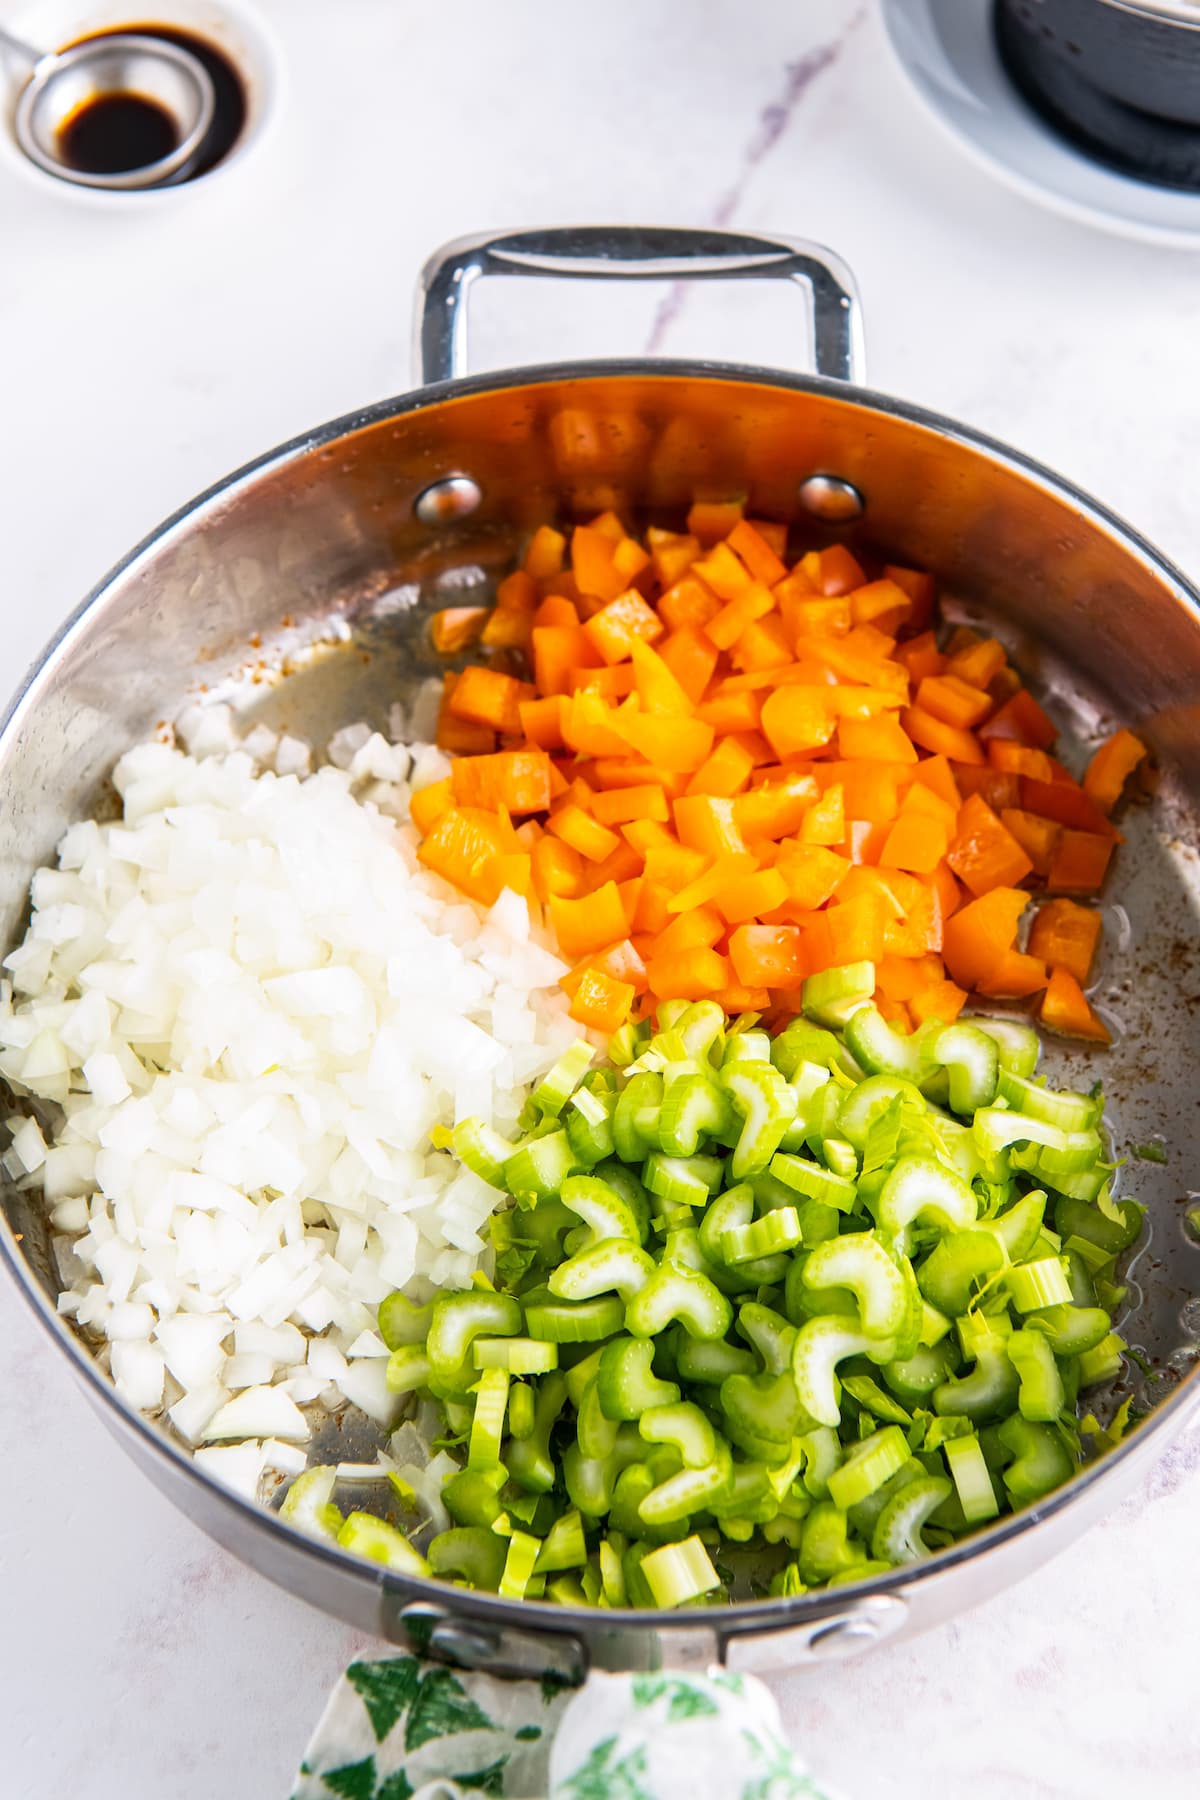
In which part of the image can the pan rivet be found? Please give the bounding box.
[807,1617,881,1659]
[798,474,865,522]
[414,475,483,524]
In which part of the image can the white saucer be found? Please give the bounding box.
[881,0,1200,249]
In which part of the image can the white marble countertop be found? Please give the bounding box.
[3,0,1200,1794]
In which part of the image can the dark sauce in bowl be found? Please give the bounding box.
[59,91,179,175]
[61,23,247,179]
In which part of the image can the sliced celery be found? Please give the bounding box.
[338,1512,430,1576]
[803,961,876,1028]
[641,1535,720,1608]
[827,1424,909,1509]
[472,1337,559,1374]
[943,1432,999,1523]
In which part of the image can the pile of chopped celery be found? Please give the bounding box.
[290,963,1141,1607]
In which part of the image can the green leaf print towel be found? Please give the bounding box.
[291,1658,840,1800]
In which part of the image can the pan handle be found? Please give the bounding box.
[414,224,864,387]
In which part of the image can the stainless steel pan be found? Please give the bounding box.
[3,226,1200,1680]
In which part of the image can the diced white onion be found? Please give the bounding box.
[0,720,578,1454]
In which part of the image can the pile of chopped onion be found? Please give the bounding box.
[0,703,580,1475]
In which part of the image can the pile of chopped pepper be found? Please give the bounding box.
[415,502,1148,1047]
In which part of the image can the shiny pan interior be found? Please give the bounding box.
[2,362,1200,1674]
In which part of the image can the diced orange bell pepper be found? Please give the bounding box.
[825,891,890,964]
[945,792,1034,896]
[908,978,968,1027]
[1047,830,1115,894]
[437,674,497,755]
[567,966,636,1033]
[645,947,731,1001]
[616,712,714,772]
[801,783,845,846]
[901,705,984,765]
[1040,966,1111,1044]
[800,545,867,596]
[533,625,602,696]
[829,760,905,824]
[728,923,804,989]
[591,784,669,827]
[616,878,644,929]
[519,695,566,750]
[658,574,723,634]
[774,842,849,910]
[942,887,1030,990]
[916,674,993,731]
[686,736,756,799]
[664,853,759,917]
[730,615,793,674]
[621,818,674,857]
[760,688,836,760]
[583,590,664,665]
[547,805,621,863]
[706,585,775,651]
[532,835,585,902]
[849,578,912,634]
[631,880,672,937]
[987,741,1058,782]
[692,541,753,601]
[523,525,566,581]
[572,524,627,602]
[836,866,907,917]
[642,841,711,892]
[409,776,455,837]
[431,607,487,654]
[658,624,719,704]
[1028,898,1102,985]
[481,570,538,651]
[896,630,945,685]
[1019,777,1119,839]
[652,906,725,956]
[630,638,694,715]
[975,950,1048,999]
[727,519,789,587]
[533,593,582,629]
[696,689,764,735]
[418,807,510,906]
[879,812,950,875]
[733,772,818,842]
[561,692,629,758]
[944,637,1007,689]
[580,840,645,891]
[899,778,958,832]
[779,592,852,644]
[908,754,962,812]
[451,747,553,815]
[883,565,935,632]
[715,866,790,926]
[612,536,651,585]
[955,765,1021,812]
[565,938,647,996]
[837,715,917,764]
[686,498,745,545]
[548,881,629,958]
[876,952,943,1002]
[647,528,701,587]
[883,878,945,958]
[1083,728,1148,815]
[673,794,747,859]
[998,808,1062,878]
[978,687,1057,749]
